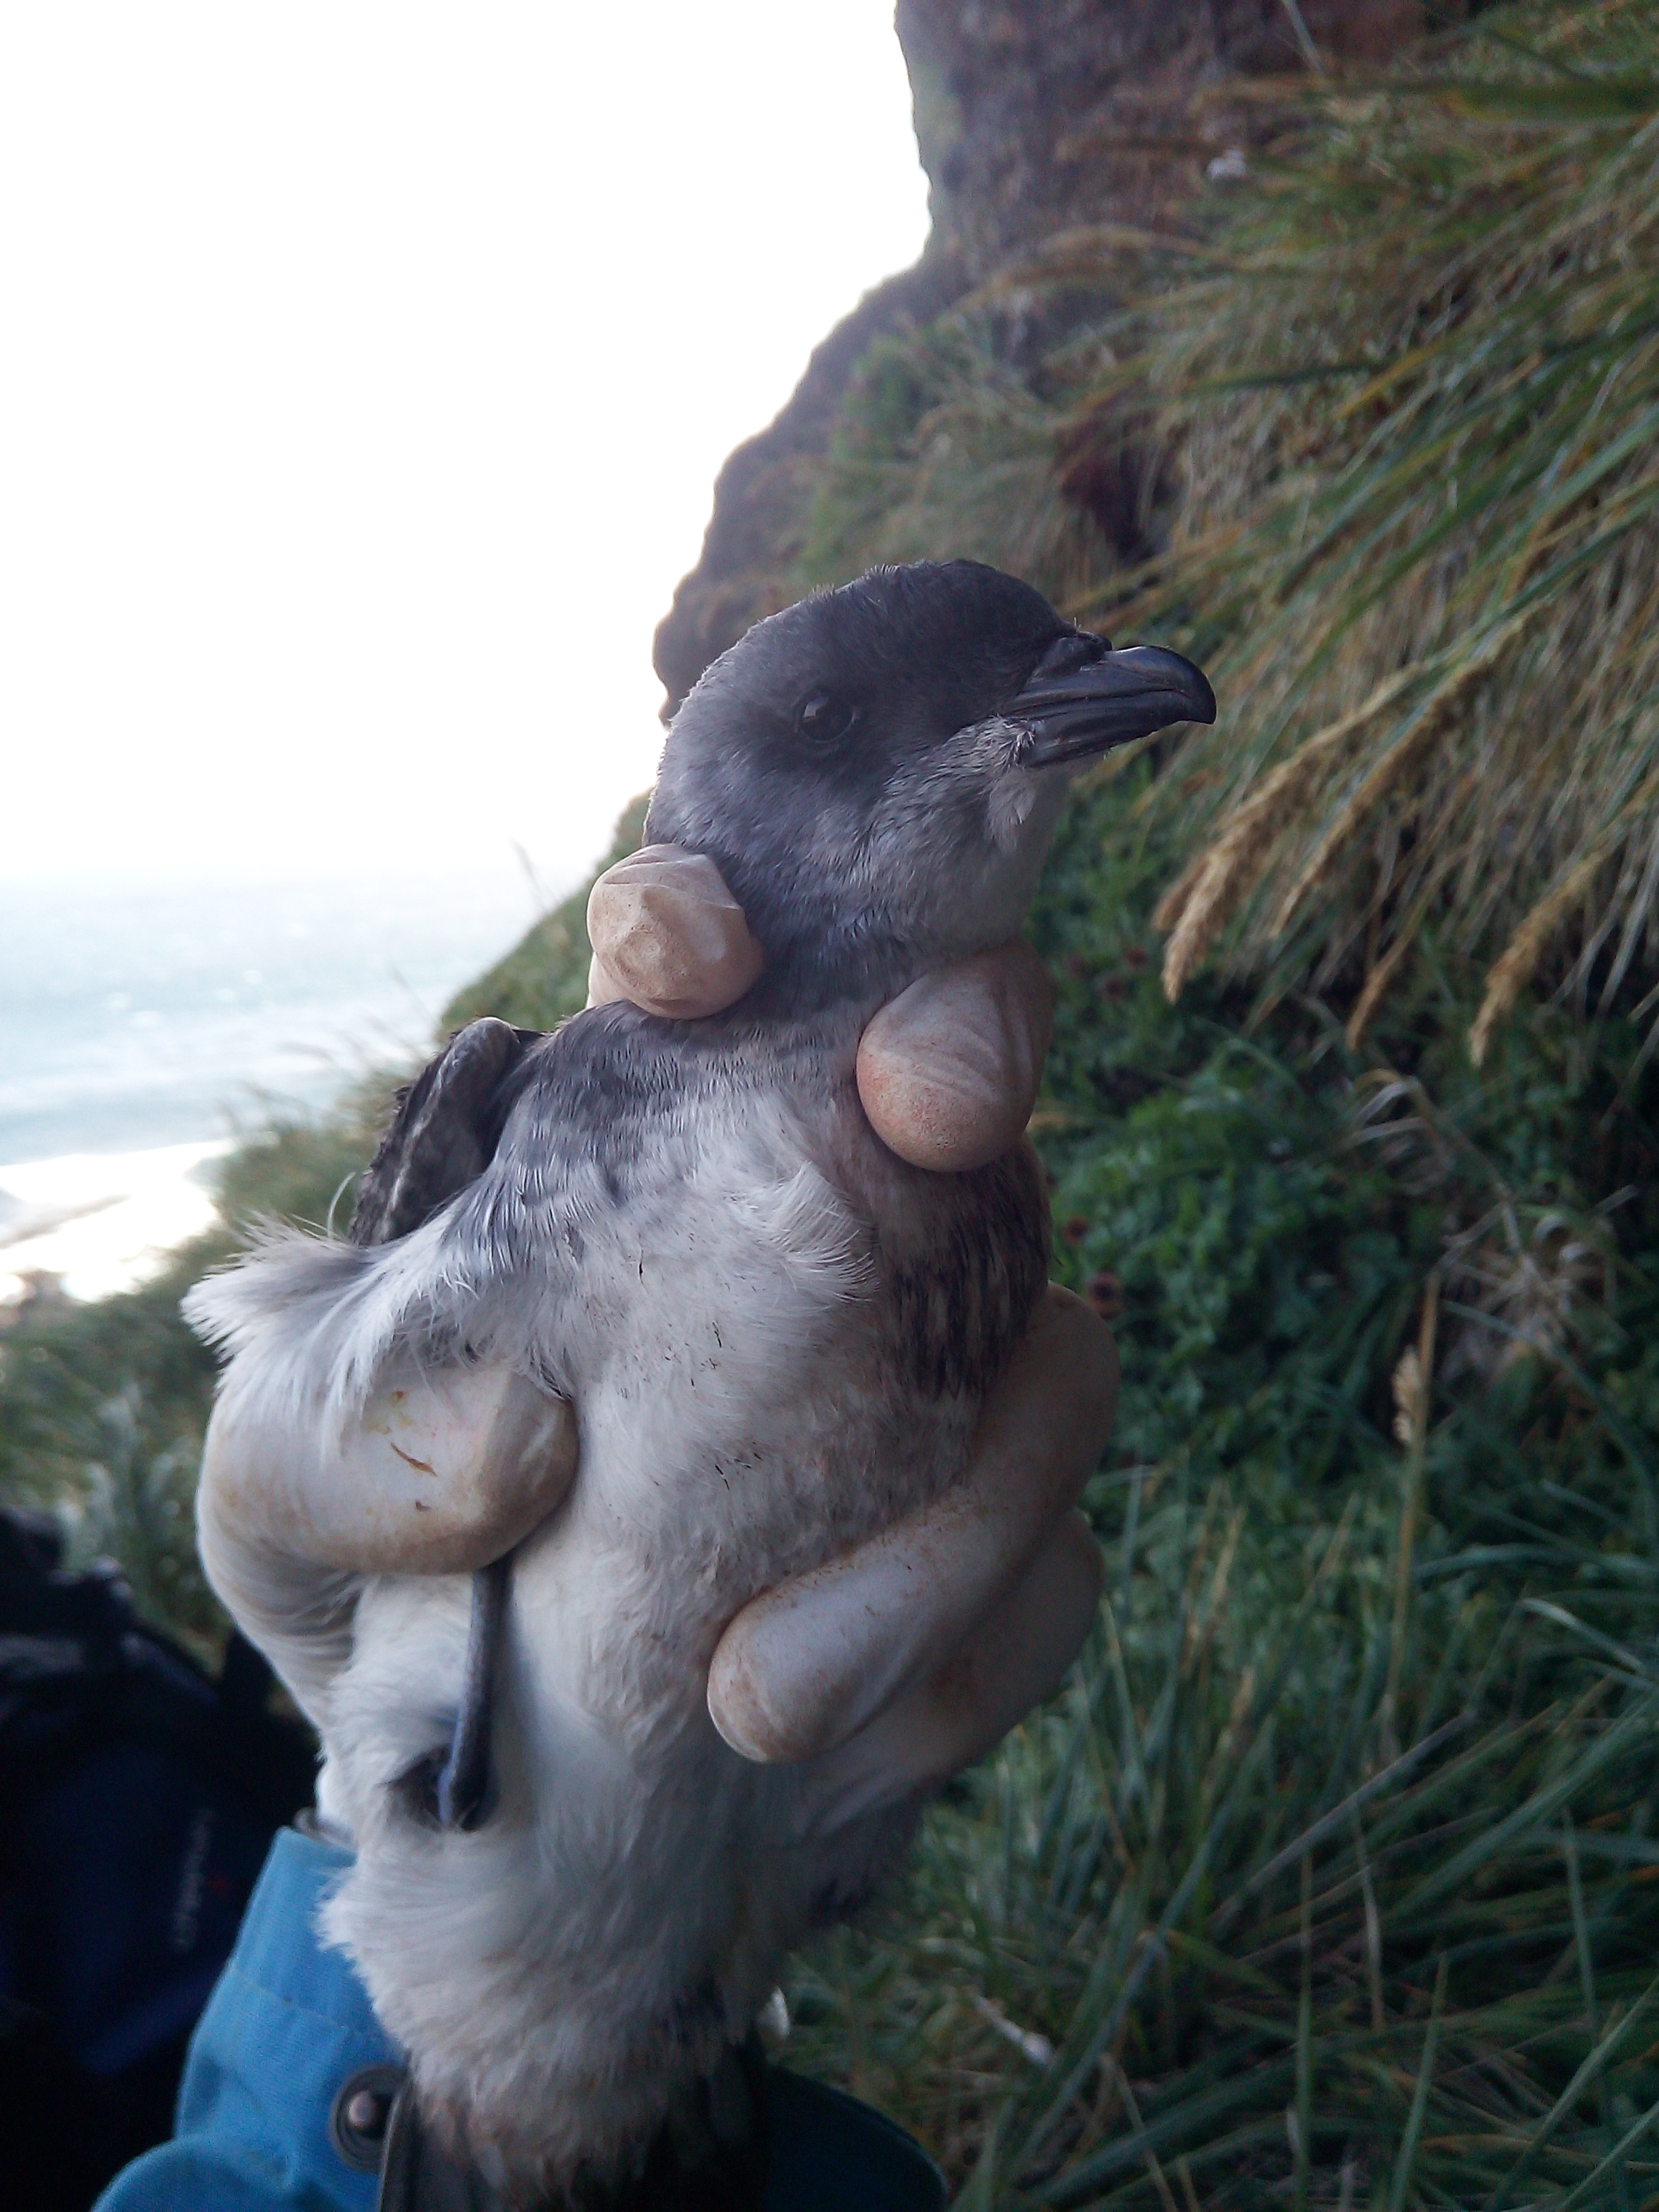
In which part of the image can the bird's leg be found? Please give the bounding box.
[435,1552,513,1832]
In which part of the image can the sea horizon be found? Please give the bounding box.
[0,862,558,1162]
[0,862,563,1298]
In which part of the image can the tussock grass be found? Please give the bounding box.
[1132,1,1659,1057]
[808,0,1659,1060]
[789,1458,1659,2207]
[755,752,1659,2202]
[777,26,1659,2173]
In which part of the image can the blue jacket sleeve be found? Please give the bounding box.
[95,1828,944,2212]
[94,1827,396,2212]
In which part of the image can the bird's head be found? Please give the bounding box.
[648,559,1214,1007]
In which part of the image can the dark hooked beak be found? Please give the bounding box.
[1011,639,1216,766]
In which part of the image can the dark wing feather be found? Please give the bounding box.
[350,1017,541,1247]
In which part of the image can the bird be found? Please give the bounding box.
[188,560,1214,2205]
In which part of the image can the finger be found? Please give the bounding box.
[794,1509,1104,1839]
[708,1286,1116,1763]
[195,1500,358,1729]
[197,1364,577,1722]
[204,1361,577,1576]
[586,845,764,1018]
[857,939,1056,1172]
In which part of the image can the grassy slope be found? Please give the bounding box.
[766,7,1659,2203]
[784,764,1659,2207]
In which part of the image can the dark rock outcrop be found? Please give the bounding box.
[653,0,1433,714]
[651,251,966,716]
[899,0,1427,278]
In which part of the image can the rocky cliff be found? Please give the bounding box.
[653,0,1433,712]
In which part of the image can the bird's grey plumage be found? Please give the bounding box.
[187,560,1213,2200]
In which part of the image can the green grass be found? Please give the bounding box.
[787,1475,1659,2206]
[769,770,1659,2198]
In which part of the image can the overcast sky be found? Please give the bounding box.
[0,5,929,893]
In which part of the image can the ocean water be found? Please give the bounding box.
[0,869,543,1160]
[0,867,549,1297]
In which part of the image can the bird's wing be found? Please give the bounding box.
[350,1017,542,1247]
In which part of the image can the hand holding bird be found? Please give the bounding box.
[197,836,1103,1786]
[188,561,1212,2198]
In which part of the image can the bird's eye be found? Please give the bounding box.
[795,691,858,744]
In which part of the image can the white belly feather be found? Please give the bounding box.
[310,1097,978,2183]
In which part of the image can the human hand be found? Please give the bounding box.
[709,1284,1115,1832]
[196,1361,578,1724]
[196,844,1091,1782]
[586,842,1056,1171]
[584,844,766,1018]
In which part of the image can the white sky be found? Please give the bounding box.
[0,5,930,893]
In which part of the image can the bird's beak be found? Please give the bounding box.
[1011,642,1216,766]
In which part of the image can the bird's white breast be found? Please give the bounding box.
[316,1073,983,2186]
[516,1086,970,1739]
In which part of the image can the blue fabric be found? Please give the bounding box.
[96,1827,943,2212]
[95,1827,385,2212]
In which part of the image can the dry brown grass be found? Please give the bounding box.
[1096,3,1659,1050]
